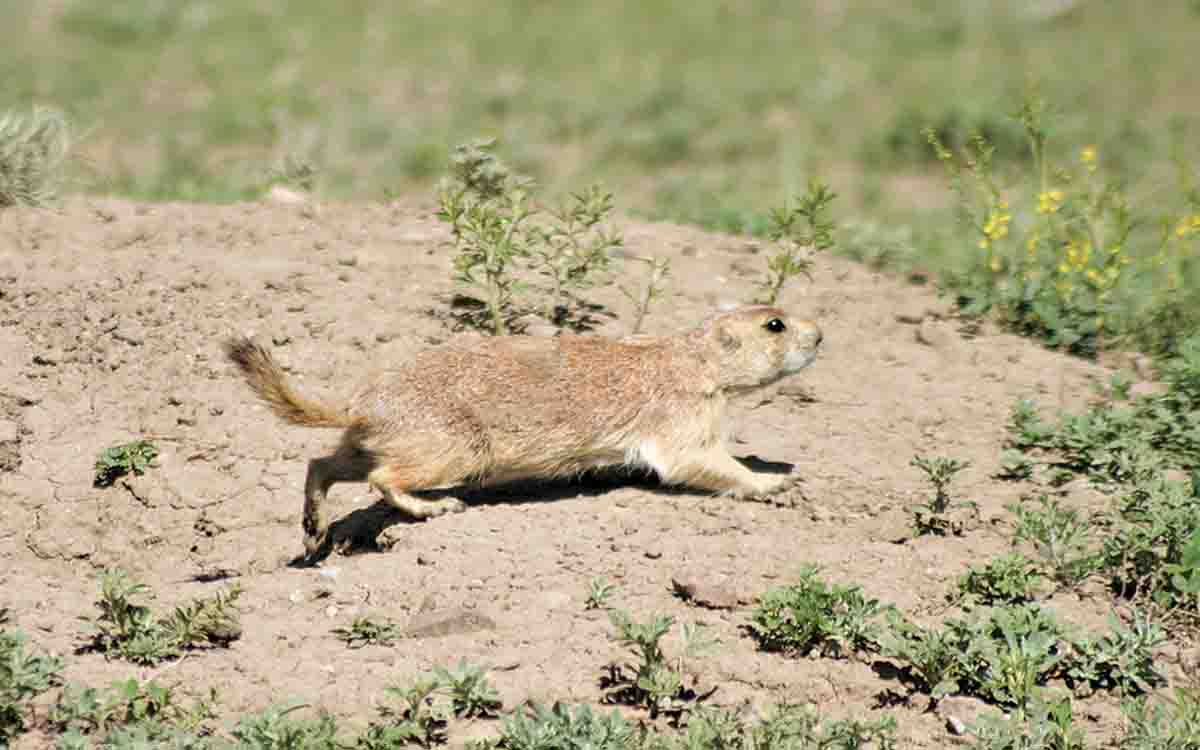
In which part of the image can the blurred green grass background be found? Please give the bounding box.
[4,1,1200,288]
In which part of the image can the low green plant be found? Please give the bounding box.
[1009,495,1097,586]
[748,566,888,657]
[1,629,64,743]
[756,180,837,305]
[909,454,975,536]
[967,695,1085,750]
[996,450,1036,481]
[641,704,897,750]
[492,702,634,750]
[94,439,158,487]
[584,578,617,611]
[432,660,502,719]
[1065,610,1166,696]
[83,568,242,665]
[362,677,448,749]
[956,553,1044,605]
[51,677,217,747]
[530,184,623,324]
[0,106,71,208]
[232,703,341,750]
[878,615,965,703]
[333,616,406,648]
[1121,687,1200,750]
[604,609,714,719]
[618,254,671,337]
[437,139,623,335]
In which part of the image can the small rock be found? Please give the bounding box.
[525,323,560,338]
[0,419,18,443]
[915,319,951,348]
[267,185,307,204]
[416,553,434,566]
[644,548,663,560]
[113,325,145,346]
[894,306,926,325]
[945,716,967,736]
[337,255,358,267]
[671,576,744,610]
[288,589,305,603]
[404,608,497,639]
[318,567,340,581]
[324,605,339,618]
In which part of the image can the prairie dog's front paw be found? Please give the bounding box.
[735,472,803,505]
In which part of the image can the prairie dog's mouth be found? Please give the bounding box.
[783,348,819,373]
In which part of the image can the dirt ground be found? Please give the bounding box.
[0,196,1172,747]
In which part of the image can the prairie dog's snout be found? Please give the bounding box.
[784,318,822,373]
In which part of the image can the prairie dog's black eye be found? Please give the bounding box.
[764,318,786,333]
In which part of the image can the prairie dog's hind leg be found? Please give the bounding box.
[304,447,375,556]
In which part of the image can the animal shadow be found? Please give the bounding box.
[291,454,796,566]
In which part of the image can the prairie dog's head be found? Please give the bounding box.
[700,305,823,392]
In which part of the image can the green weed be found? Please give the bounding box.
[82,568,242,665]
[94,439,158,488]
[0,629,64,743]
[603,610,713,719]
[956,553,1045,606]
[618,255,671,337]
[748,566,888,658]
[333,616,406,648]
[756,180,837,305]
[1009,496,1098,586]
[51,677,217,747]
[432,660,502,719]
[437,139,621,335]
[909,454,976,536]
[1121,687,1200,750]
[584,578,617,612]
[492,702,634,750]
[967,695,1085,750]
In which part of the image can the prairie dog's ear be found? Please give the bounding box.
[716,321,741,352]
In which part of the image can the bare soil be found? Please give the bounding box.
[0,196,1169,747]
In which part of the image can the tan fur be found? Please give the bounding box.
[225,305,823,556]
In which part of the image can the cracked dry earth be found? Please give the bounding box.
[0,196,1167,747]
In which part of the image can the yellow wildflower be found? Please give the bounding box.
[1037,189,1065,214]
[989,256,1003,273]
[980,200,1012,248]
[1080,145,1098,172]
[1175,213,1200,237]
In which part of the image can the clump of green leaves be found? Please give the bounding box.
[748,566,888,658]
[883,603,1164,709]
[967,695,1085,750]
[956,553,1044,606]
[531,185,623,324]
[909,454,976,536]
[437,139,622,335]
[232,703,342,750]
[362,677,449,749]
[641,704,897,750]
[757,180,837,305]
[94,439,158,487]
[333,616,406,648]
[0,106,70,208]
[432,660,502,719]
[603,610,713,719]
[584,578,617,611]
[82,568,242,665]
[1009,495,1098,586]
[1121,687,1200,750]
[492,702,634,750]
[51,677,217,748]
[1,629,64,743]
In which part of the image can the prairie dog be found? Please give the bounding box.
[225,305,822,556]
